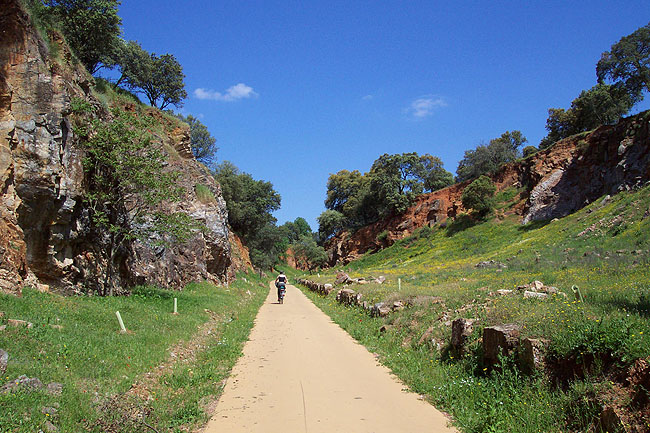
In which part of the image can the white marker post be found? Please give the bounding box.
[398,278,401,291]
[115,311,127,333]
[173,298,178,315]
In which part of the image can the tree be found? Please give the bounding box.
[213,161,284,269]
[247,223,285,270]
[291,234,328,272]
[176,113,218,165]
[539,84,634,148]
[76,104,196,295]
[121,51,187,109]
[456,131,526,182]
[522,145,538,158]
[214,161,281,241]
[461,175,496,217]
[280,217,312,244]
[112,40,150,88]
[597,22,650,103]
[317,209,346,242]
[418,154,455,192]
[368,152,454,217]
[46,0,122,74]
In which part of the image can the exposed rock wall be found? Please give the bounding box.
[0,1,241,294]
[326,111,650,265]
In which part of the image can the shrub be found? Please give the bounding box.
[461,175,496,217]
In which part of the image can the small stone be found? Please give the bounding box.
[43,420,59,433]
[531,281,544,291]
[524,291,548,299]
[7,319,33,328]
[0,349,7,374]
[41,406,58,415]
[0,325,6,331]
[46,382,63,396]
[496,289,513,296]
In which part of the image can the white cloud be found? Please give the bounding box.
[406,96,447,119]
[194,83,258,102]
[362,94,374,101]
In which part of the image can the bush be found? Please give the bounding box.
[461,175,496,217]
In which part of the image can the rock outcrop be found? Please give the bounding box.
[326,111,650,265]
[0,1,241,294]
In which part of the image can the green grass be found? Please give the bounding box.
[195,183,216,205]
[0,273,267,432]
[295,185,650,433]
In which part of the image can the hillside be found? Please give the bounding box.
[0,0,249,296]
[326,110,650,264]
[293,180,650,432]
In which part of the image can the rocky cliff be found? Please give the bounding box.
[0,1,241,295]
[327,111,650,264]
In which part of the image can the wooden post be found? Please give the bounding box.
[115,311,127,333]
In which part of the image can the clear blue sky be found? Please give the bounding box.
[114,1,650,230]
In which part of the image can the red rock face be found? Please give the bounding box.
[326,112,650,265]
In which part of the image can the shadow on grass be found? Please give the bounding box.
[131,285,176,299]
[601,293,650,318]
[445,214,480,236]
[518,219,551,232]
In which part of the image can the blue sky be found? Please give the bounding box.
[114,1,650,230]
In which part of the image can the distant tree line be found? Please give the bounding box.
[213,162,327,271]
[317,153,454,241]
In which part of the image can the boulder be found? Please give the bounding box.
[371,303,391,318]
[374,276,386,284]
[334,271,351,285]
[598,407,624,433]
[518,338,548,374]
[336,288,357,305]
[483,324,522,366]
[451,319,476,355]
[391,300,405,312]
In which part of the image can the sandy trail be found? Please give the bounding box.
[202,282,456,433]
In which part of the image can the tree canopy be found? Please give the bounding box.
[122,51,187,109]
[213,161,285,269]
[539,84,634,148]
[44,0,122,73]
[176,113,218,165]
[597,22,650,103]
[456,131,526,182]
[320,152,453,239]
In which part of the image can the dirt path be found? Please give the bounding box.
[202,282,457,433]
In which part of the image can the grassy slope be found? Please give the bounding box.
[0,274,267,433]
[290,185,650,433]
